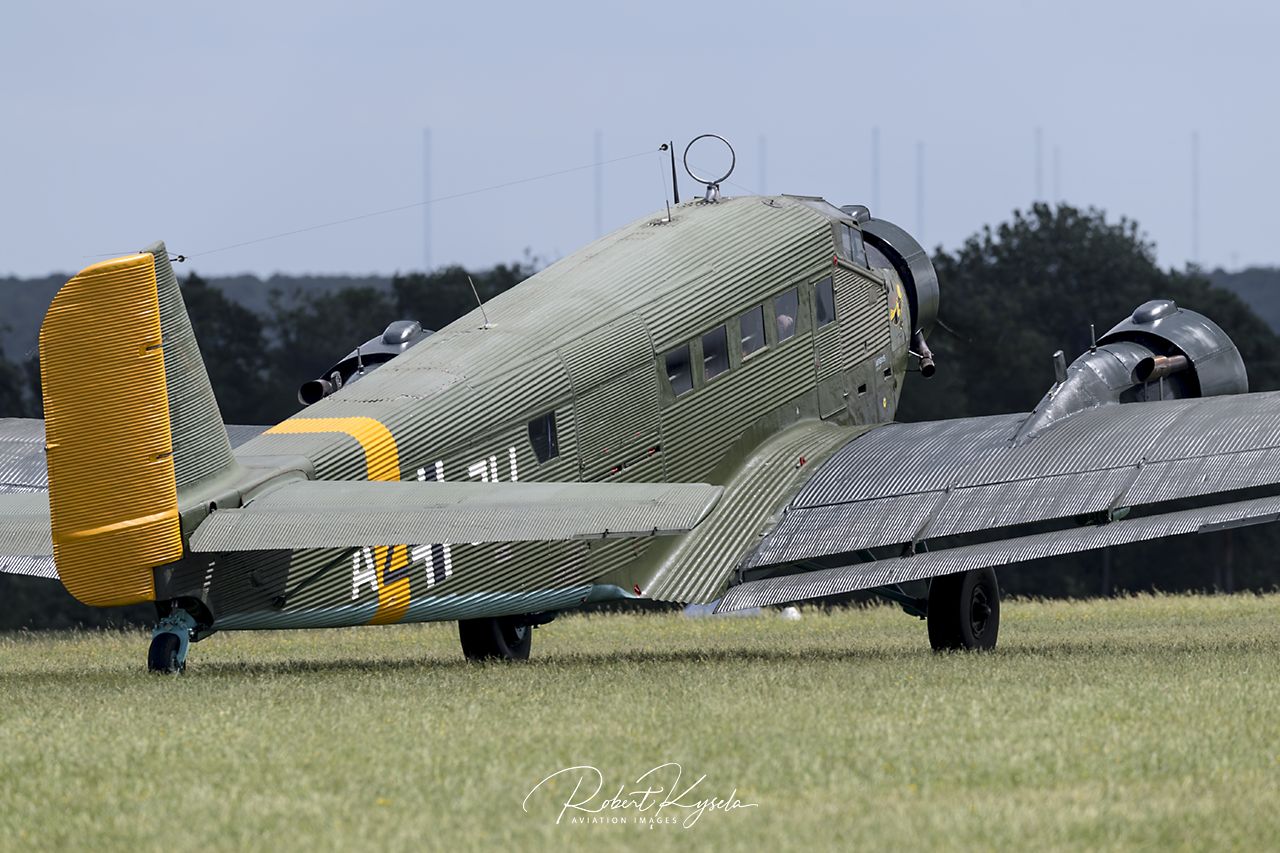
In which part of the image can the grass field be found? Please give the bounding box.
[2,594,1278,851]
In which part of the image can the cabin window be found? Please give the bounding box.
[774,288,799,342]
[527,411,559,463]
[739,305,766,359]
[841,224,869,267]
[815,276,836,327]
[664,344,693,396]
[702,325,730,380]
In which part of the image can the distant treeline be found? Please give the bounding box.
[2,206,1279,628]
[0,260,538,426]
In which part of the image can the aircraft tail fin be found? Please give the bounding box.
[39,243,236,607]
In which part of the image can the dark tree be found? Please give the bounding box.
[391,257,537,330]
[262,285,399,423]
[181,272,275,425]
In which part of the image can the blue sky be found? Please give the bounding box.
[2,1,1276,277]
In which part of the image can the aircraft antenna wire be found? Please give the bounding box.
[87,148,655,261]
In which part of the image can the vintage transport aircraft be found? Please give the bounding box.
[2,149,1277,672]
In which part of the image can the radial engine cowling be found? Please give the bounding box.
[858,216,940,340]
[1013,300,1247,445]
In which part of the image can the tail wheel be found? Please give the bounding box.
[147,632,185,674]
[458,616,532,661]
[927,567,1000,651]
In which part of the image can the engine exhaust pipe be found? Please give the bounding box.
[912,330,936,378]
[1135,354,1189,383]
[298,377,339,406]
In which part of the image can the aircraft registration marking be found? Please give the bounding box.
[266,417,410,623]
[263,422,524,620]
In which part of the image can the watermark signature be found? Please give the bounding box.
[522,763,758,829]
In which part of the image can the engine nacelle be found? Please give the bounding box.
[1014,300,1247,445]
[298,319,432,405]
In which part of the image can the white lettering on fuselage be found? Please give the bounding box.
[352,548,378,599]
[352,447,518,599]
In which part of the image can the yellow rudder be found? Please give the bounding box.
[40,253,183,606]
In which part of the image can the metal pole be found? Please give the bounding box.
[758,134,767,196]
[1191,131,1201,265]
[423,127,432,272]
[915,141,924,244]
[871,127,881,213]
[594,131,604,239]
[1035,126,1043,201]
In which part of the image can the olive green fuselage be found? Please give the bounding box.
[162,195,911,630]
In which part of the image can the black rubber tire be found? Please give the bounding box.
[927,568,1000,651]
[147,632,184,674]
[458,616,532,661]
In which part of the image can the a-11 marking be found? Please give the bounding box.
[350,447,519,598]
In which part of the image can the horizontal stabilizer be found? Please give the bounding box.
[0,418,50,491]
[189,479,723,551]
[0,493,52,556]
[718,493,1280,612]
[0,555,57,580]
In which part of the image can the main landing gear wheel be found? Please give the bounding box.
[458,616,532,661]
[927,567,1000,651]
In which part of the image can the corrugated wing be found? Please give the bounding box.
[746,392,1280,569]
[720,493,1280,611]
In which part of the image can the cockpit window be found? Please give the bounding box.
[702,325,729,380]
[664,344,693,396]
[774,288,799,342]
[841,224,869,267]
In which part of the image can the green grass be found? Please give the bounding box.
[2,594,1279,852]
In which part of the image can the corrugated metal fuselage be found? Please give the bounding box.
[174,195,911,630]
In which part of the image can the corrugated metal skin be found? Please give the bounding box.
[145,244,236,489]
[560,315,661,478]
[746,391,1280,568]
[40,253,181,606]
[225,425,269,449]
[663,335,815,482]
[814,321,842,382]
[0,418,48,490]
[218,585,599,631]
[0,555,57,580]
[645,420,863,603]
[190,480,720,549]
[560,314,652,389]
[0,492,51,554]
[837,266,889,365]
[203,197,848,629]
[720,493,1280,611]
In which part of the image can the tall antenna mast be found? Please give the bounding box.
[871,127,881,213]
[1052,144,1061,202]
[594,130,604,239]
[915,140,924,243]
[758,134,767,195]
[1191,130,1201,266]
[1035,126,1043,200]
[422,127,432,272]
